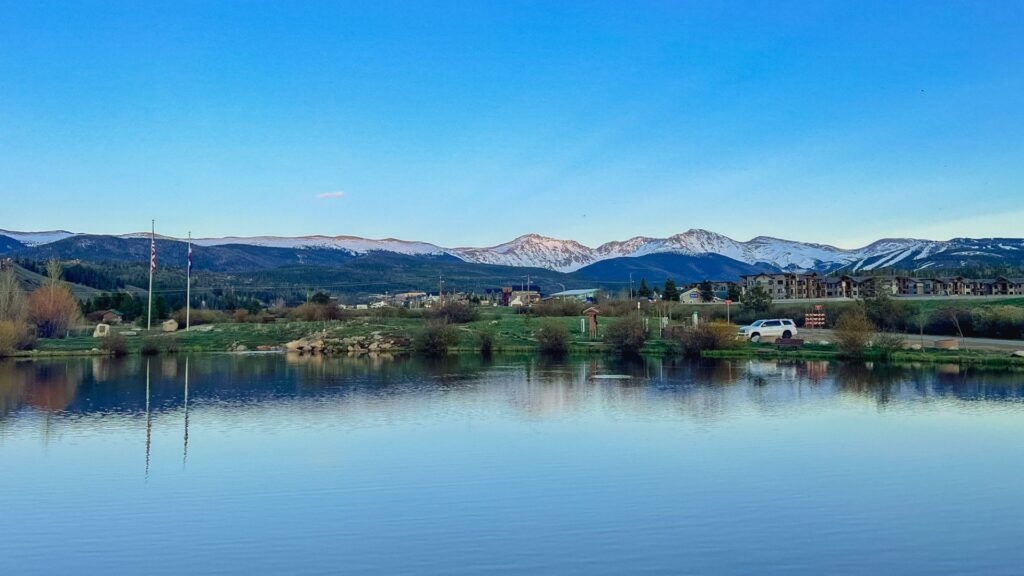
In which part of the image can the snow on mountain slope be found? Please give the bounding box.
[4,227,1024,273]
[0,229,77,246]
[189,235,447,255]
[452,234,596,272]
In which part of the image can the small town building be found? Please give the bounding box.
[546,288,599,302]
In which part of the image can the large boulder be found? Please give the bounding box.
[1013,350,1024,358]
[161,319,179,332]
[285,339,308,351]
[93,324,111,338]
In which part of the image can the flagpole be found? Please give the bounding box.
[186,231,191,331]
[147,220,154,331]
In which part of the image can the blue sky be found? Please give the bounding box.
[1,1,1022,248]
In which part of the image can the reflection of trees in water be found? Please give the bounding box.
[830,361,1024,404]
[0,361,30,418]
[0,360,86,427]
[5,355,1024,428]
[832,362,907,404]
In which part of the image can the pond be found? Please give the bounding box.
[2,354,1023,575]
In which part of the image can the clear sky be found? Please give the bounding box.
[1,1,1022,248]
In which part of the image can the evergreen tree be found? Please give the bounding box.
[698,280,714,302]
[726,284,742,302]
[663,278,678,302]
[743,285,772,313]
[638,278,651,299]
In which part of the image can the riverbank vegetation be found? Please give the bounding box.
[3,275,1023,371]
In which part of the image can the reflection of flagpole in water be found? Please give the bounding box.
[145,358,152,480]
[183,356,190,470]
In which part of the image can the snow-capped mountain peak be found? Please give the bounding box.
[3,227,1024,273]
[452,234,596,272]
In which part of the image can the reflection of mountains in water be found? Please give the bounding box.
[2,355,1024,424]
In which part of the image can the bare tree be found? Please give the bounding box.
[0,267,27,323]
[46,258,63,287]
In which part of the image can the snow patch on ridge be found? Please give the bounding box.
[0,229,77,246]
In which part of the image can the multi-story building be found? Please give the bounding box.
[740,273,1024,300]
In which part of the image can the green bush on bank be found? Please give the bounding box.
[676,322,740,357]
[535,319,570,356]
[415,320,459,356]
[603,316,648,356]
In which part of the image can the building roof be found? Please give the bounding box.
[549,288,599,297]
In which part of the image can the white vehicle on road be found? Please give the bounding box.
[737,319,798,342]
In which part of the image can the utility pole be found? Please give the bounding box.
[147,220,155,331]
[438,274,444,306]
[629,272,633,300]
[186,231,192,331]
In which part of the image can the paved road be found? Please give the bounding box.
[798,328,1024,353]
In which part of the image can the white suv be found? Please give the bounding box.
[738,319,798,342]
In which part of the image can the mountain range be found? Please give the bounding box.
[3,228,1023,276]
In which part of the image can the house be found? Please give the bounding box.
[679,287,703,302]
[102,310,124,324]
[683,281,737,300]
[510,290,541,306]
[88,309,125,325]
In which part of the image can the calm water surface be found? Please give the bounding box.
[2,354,1023,575]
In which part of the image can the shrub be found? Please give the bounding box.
[477,329,495,355]
[101,332,129,356]
[603,316,648,356]
[532,299,585,317]
[415,320,458,356]
[972,306,1024,339]
[0,267,28,324]
[290,303,343,322]
[834,309,874,357]
[27,284,82,339]
[862,293,912,332]
[0,320,34,356]
[140,338,161,356]
[172,308,227,326]
[372,305,400,318]
[535,319,570,356]
[925,306,972,337]
[678,322,739,357]
[430,302,479,324]
[871,332,906,360]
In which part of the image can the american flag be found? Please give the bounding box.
[187,242,192,274]
[150,236,156,272]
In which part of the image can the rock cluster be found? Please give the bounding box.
[284,331,411,355]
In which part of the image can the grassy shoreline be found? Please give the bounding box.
[6,312,1024,368]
